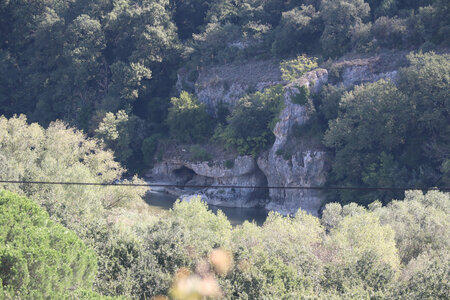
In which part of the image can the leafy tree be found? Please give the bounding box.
[280,55,318,82]
[314,83,346,122]
[271,5,322,56]
[141,134,161,166]
[167,91,215,143]
[323,80,413,204]
[393,251,449,299]
[217,85,284,156]
[320,0,370,56]
[372,16,408,48]
[170,0,210,39]
[373,190,450,264]
[397,52,450,136]
[325,211,400,271]
[95,110,134,165]
[0,190,97,298]
[171,197,232,258]
[0,115,147,236]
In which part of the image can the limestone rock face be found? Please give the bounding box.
[149,156,268,208]
[273,69,328,149]
[341,66,398,88]
[153,68,330,215]
[177,60,286,112]
[330,52,407,87]
[257,150,327,216]
[152,53,410,215]
[257,68,329,216]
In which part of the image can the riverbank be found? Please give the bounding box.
[144,189,268,226]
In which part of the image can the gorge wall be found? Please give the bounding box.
[149,53,403,215]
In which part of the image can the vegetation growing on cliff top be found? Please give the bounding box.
[215,85,285,156]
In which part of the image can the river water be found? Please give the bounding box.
[144,190,268,226]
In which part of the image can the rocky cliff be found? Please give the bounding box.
[257,68,329,216]
[148,156,268,208]
[177,59,286,112]
[151,53,404,215]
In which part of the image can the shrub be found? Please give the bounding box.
[187,69,199,82]
[372,17,408,48]
[0,190,97,298]
[167,91,215,143]
[190,145,212,161]
[216,85,284,156]
[291,85,310,105]
[280,55,318,82]
[141,134,161,167]
[224,159,235,169]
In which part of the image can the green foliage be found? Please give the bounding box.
[326,211,400,271]
[372,16,408,48]
[374,190,450,264]
[224,159,234,169]
[271,5,322,56]
[291,85,310,105]
[171,197,232,258]
[0,115,148,232]
[280,55,318,82]
[0,190,97,298]
[0,0,179,134]
[0,115,149,298]
[167,91,215,143]
[95,110,133,165]
[320,0,370,57]
[216,85,284,156]
[314,84,346,122]
[141,134,161,167]
[323,52,450,205]
[190,145,212,162]
[1,1,450,297]
[393,252,450,299]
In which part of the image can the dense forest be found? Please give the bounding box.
[0,0,449,299]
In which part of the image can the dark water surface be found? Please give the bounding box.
[144,190,268,226]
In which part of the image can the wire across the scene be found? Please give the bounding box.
[0,180,448,191]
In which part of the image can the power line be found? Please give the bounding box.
[0,180,449,192]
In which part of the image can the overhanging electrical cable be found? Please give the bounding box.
[0,180,449,192]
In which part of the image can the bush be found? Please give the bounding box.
[372,17,408,48]
[224,159,234,169]
[190,145,212,161]
[0,190,97,298]
[187,69,199,82]
[141,134,161,166]
[280,55,318,82]
[167,91,215,143]
[291,85,310,105]
[216,85,284,156]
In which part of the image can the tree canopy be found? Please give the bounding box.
[0,190,97,298]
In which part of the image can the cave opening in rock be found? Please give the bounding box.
[172,166,196,185]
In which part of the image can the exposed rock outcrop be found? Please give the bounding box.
[155,53,408,215]
[257,68,329,216]
[330,51,408,87]
[273,69,328,149]
[341,66,397,87]
[177,59,286,112]
[148,156,268,208]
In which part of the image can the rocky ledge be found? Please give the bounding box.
[147,156,268,208]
